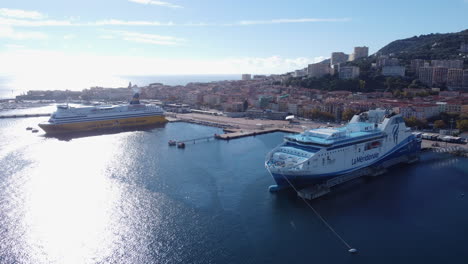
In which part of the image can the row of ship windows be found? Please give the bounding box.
[282,150,308,157]
[317,148,349,156]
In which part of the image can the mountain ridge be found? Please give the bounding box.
[376,29,468,62]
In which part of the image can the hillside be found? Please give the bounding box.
[377,29,468,61]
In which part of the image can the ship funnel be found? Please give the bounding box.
[130,92,140,105]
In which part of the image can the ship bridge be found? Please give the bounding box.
[285,122,382,147]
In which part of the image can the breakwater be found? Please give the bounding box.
[0,113,51,118]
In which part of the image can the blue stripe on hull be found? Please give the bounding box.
[270,137,421,188]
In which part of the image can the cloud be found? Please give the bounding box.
[63,34,76,40]
[0,8,46,19]
[0,17,175,27]
[111,30,186,46]
[223,56,326,73]
[4,44,25,49]
[0,25,47,40]
[128,0,182,9]
[99,35,115,39]
[93,19,174,26]
[0,49,326,80]
[0,13,349,28]
[235,18,351,26]
[0,17,73,26]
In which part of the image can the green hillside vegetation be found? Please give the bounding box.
[377,29,468,67]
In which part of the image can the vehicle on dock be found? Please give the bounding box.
[265,109,422,190]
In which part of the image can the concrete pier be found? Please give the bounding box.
[0,113,50,118]
[215,127,300,140]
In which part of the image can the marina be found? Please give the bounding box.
[0,110,467,263]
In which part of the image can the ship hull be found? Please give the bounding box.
[268,138,421,189]
[39,115,167,134]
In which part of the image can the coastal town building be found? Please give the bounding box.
[14,60,468,124]
[242,74,251,81]
[382,65,405,77]
[397,104,439,119]
[419,67,435,86]
[307,63,330,78]
[203,94,221,105]
[447,69,464,88]
[411,59,426,74]
[463,69,468,88]
[431,59,463,69]
[446,101,462,113]
[377,56,400,68]
[330,52,348,66]
[351,46,369,60]
[432,67,448,86]
[339,66,360,79]
[436,102,447,113]
[253,75,267,80]
[293,69,307,77]
[461,42,468,53]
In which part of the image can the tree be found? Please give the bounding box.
[359,80,366,91]
[405,117,427,129]
[342,109,357,121]
[243,100,249,111]
[405,117,418,128]
[309,109,335,122]
[408,79,427,89]
[434,120,446,129]
[457,120,468,132]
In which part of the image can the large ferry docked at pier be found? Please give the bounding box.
[39,93,166,134]
[265,109,422,189]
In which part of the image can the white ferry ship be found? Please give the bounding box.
[265,109,422,189]
[39,93,166,134]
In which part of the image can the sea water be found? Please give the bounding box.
[0,111,467,263]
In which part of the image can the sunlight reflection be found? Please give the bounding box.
[21,134,129,263]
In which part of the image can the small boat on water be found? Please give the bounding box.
[26,127,33,130]
[31,129,39,133]
[177,142,185,148]
[168,140,177,146]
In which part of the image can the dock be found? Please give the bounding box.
[297,154,420,200]
[0,113,50,119]
[421,140,468,157]
[167,116,234,129]
[175,136,216,144]
[167,115,303,141]
[215,127,301,140]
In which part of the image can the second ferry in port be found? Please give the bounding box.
[265,109,422,189]
[39,93,166,134]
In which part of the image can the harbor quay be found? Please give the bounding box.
[167,112,313,140]
[167,113,468,153]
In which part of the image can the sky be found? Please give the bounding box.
[0,0,467,91]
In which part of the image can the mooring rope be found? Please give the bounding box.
[278,169,355,251]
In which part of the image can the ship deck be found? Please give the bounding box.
[285,124,383,147]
